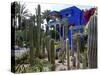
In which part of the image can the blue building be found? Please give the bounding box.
[48,6,85,48]
[60,6,85,25]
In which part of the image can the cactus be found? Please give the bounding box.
[76,30,80,69]
[46,36,51,62]
[63,18,70,69]
[70,25,74,57]
[50,39,55,71]
[66,39,70,70]
[82,51,87,69]
[59,38,65,64]
[41,31,46,58]
[35,4,41,57]
[29,16,35,66]
[70,25,76,68]
[87,13,97,68]
[58,25,65,64]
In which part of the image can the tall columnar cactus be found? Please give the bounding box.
[70,25,74,57]
[36,4,41,57]
[30,15,36,47]
[70,25,76,68]
[50,39,55,71]
[83,51,87,69]
[87,12,97,68]
[46,36,51,62]
[29,16,35,66]
[63,18,70,69]
[42,32,46,57]
[64,25,67,58]
[59,25,65,64]
[66,39,70,70]
[76,30,80,69]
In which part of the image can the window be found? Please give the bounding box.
[66,13,71,17]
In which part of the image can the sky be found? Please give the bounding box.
[19,1,94,30]
[20,1,94,15]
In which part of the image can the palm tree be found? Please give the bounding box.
[15,1,29,29]
[42,10,51,36]
[42,10,51,23]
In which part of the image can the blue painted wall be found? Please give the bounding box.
[48,6,85,48]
